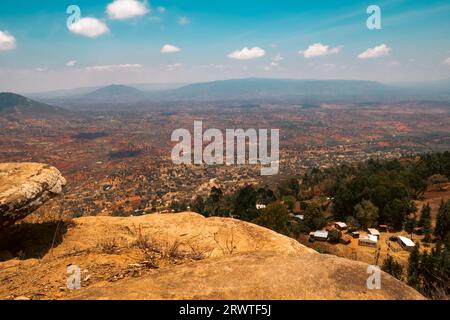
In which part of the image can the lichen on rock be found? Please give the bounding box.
[0,163,66,229]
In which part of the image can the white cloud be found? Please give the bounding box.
[157,6,166,13]
[272,54,283,62]
[35,68,47,72]
[68,17,109,38]
[106,0,150,20]
[299,43,342,58]
[160,44,181,53]
[228,47,266,60]
[271,54,283,66]
[443,57,450,66]
[167,63,182,71]
[0,30,16,51]
[66,60,77,67]
[177,16,190,25]
[358,44,391,59]
[85,64,143,71]
[265,54,283,70]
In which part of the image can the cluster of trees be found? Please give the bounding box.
[303,152,450,232]
[331,159,420,230]
[382,255,404,281]
[407,240,450,298]
[189,178,307,236]
[382,200,450,298]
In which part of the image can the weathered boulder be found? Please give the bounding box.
[0,163,66,229]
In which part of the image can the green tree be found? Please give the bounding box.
[354,200,379,228]
[385,199,410,230]
[434,200,450,242]
[345,216,360,231]
[404,216,417,239]
[253,202,290,235]
[233,185,258,221]
[418,204,431,228]
[407,245,421,291]
[191,196,205,215]
[283,195,296,212]
[423,216,433,243]
[256,187,276,205]
[382,255,404,281]
[328,229,342,244]
[205,187,225,217]
[303,202,327,231]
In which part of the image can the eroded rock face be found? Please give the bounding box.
[0,163,66,228]
[69,251,424,300]
[59,213,422,300]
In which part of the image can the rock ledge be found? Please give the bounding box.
[0,162,66,228]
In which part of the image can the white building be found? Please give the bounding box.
[397,236,416,251]
[358,234,378,248]
[334,222,348,230]
[367,228,381,239]
[313,230,329,241]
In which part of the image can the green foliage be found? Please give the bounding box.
[354,200,379,228]
[345,215,360,230]
[191,196,205,216]
[420,204,433,243]
[434,200,450,242]
[404,216,417,236]
[407,245,421,291]
[282,195,296,211]
[253,202,290,236]
[203,186,229,217]
[233,185,258,221]
[382,255,404,281]
[256,187,276,205]
[328,229,342,243]
[303,201,327,231]
[277,177,301,199]
[418,204,431,228]
[407,241,450,298]
[385,198,414,231]
[416,152,450,181]
[327,153,450,229]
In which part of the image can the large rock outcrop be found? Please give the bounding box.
[0,207,424,299]
[61,213,423,300]
[0,163,66,229]
[70,250,423,300]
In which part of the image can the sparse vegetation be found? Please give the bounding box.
[382,255,404,281]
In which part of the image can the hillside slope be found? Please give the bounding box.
[0,92,65,117]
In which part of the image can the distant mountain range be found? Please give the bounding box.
[0,92,66,117]
[83,85,146,103]
[5,77,450,111]
[153,78,399,102]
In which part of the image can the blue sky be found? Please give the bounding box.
[0,0,449,92]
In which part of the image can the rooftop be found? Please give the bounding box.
[314,230,329,238]
[397,236,415,247]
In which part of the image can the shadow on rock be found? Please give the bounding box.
[0,221,70,261]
